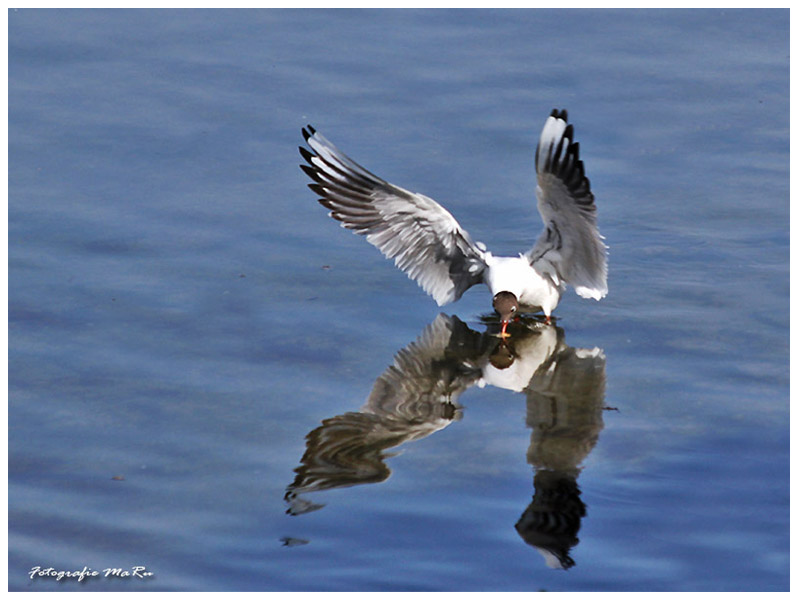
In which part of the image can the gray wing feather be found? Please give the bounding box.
[300,126,487,305]
[527,110,608,300]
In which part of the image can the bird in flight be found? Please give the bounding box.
[299,109,607,336]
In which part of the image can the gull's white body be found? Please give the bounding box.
[483,253,562,317]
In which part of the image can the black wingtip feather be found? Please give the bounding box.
[298,146,315,165]
[308,182,327,197]
[301,124,318,142]
[540,110,594,204]
[300,164,324,183]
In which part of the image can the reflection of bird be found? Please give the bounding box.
[300,110,607,335]
[515,344,607,569]
[285,312,606,562]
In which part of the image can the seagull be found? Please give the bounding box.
[299,109,607,336]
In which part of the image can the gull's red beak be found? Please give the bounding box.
[493,292,518,339]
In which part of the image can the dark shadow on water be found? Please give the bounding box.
[285,314,607,569]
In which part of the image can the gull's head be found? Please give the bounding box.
[493,291,518,338]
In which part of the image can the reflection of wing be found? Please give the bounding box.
[523,346,607,472]
[516,470,584,570]
[285,315,483,515]
[284,411,395,515]
[364,314,483,427]
[515,345,607,569]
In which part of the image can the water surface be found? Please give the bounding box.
[9,8,789,591]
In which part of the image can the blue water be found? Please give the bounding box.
[9,8,789,591]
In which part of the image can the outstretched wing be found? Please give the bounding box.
[300,126,487,305]
[527,110,608,300]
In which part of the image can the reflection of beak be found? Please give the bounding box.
[500,320,511,339]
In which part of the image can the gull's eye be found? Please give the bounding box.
[511,306,516,312]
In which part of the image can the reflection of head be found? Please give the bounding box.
[480,321,561,393]
[489,341,515,370]
[515,470,585,569]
